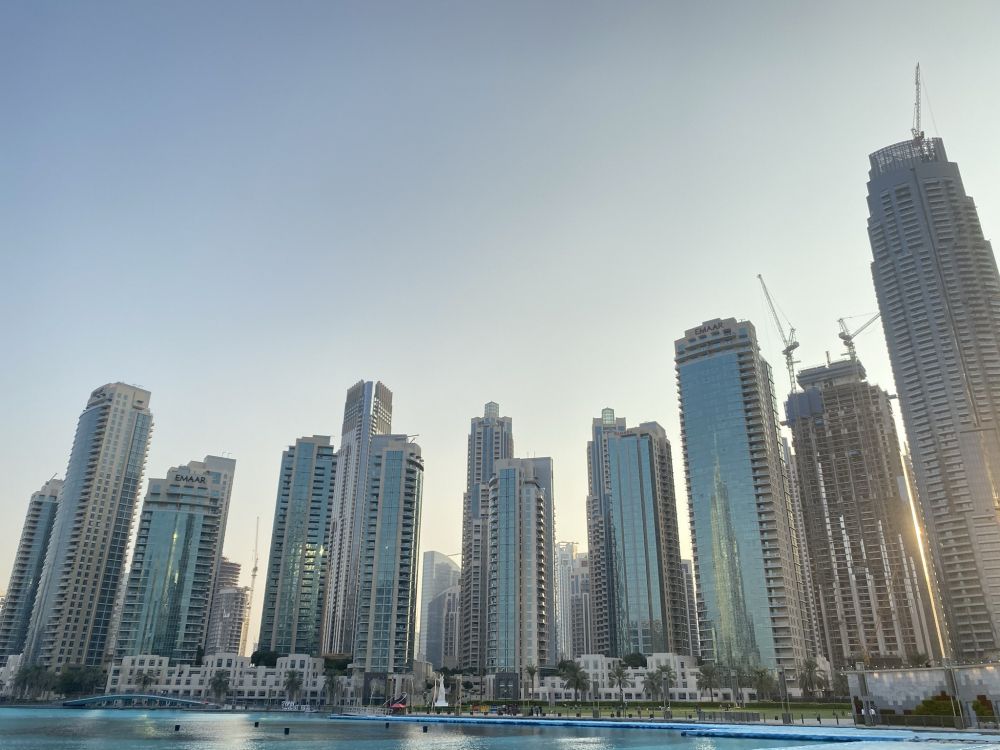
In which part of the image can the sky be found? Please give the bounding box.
[3,0,1000,648]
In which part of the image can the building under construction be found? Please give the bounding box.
[784,359,939,670]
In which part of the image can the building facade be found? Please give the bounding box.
[323,381,392,656]
[586,410,688,658]
[680,559,699,659]
[204,585,249,657]
[676,320,809,682]
[0,478,62,658]
[569,552,592,659]
[486,457,555,674]
[23,383,153,671]
[418,551,460,665]
[258,436,336,657]
[553,542,578,661]
[785,359,938,668]
[459,402,514,673]
[867,134,1000,659]
[423,584,460,670]
[114,456,236,664]
[352,435,423,674]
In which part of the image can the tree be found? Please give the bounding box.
[250,650,279,667]
[622,652,647,669]
[797,658,827,698]
[136,670,157,693]
[697,663,720,702]
[56,666,105,698]
[831,671,849,698]
[609,663,631,710]
[284,670,303,703]
[643,672,662,701]
[561,662,590,702]
[13,665,55,700]
[525,664,537,700]
[323,662,346,706]
[749,668,775,701]
[209,670,230,705]
[655,664,676,709]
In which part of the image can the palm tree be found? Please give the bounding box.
[643,672,662,701]
[284,670,303,703]
[209,670,230,705]
[323,665,344,707]
[797,658,826,698]
[697,663,720,703]
[525,664,537,701]
[749,668,775,700]
[609,663,631,711]
[656,664,676,711]
[14,665,55,700]
[559,660,590,702]
[136,670,157,693]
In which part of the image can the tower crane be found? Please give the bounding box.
[838,312,881,362]
[241,517,260,656]
[757,274,800,392]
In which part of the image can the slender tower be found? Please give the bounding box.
[323,381,392,656]
[23,383,153,671]
[459,402,513,673]
[0,478,62,658]
[866,85,1000,657]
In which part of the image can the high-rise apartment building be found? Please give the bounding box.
[553,542,578,661]
[205,585,249,656]
[569,552,592,659]
[215,558,241,590]
[114,456,236,664]
[680,559,700,658]
[352,435,423,674]
[259,436,336,657]
[586,410,688,657]
[0,478,62,658]
[423,585,461,670]
[867,131,1000,659]
[23,383,152,671]
[459,402,513,673]
[486,457,555,674]
[324,381,392,656]
[785,359,937,668]
[418,551,460,663]
[676,320,809,680]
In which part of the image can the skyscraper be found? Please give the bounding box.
[114,456,236,664]
[676,320,809,680]
[553,541,578,661]
[259,436,336,657]
[352,435,423,675]
[867,130,1000,659]
[23,383,152,671]
[586,410,688,657]
[418,551,460,663]
[0,478,62,658]
[680,560,700,658]
[204,585,249,656]
[486,457,555,674]
[785,359,938,668]
[324,381,392,656]
[459,402,513,673]
[569,552,592,659]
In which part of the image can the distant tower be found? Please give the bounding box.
[23,383,153,671]
[675,320,809,682]
[205,558,246,656]
[323,381,392,656]
[459,402,514,673]
[352,436,423,674]
[259,436,336,656]
[486,457,555,674]
[0,478,62,658]
[114,456,236,664]
[785,360,938,667]
[553,542,578,661]
[586,410,688,657]
[569,553,592,659]
[418,551,460,666]
[867,116,1000,659]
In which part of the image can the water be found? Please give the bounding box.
[0,709,813,750]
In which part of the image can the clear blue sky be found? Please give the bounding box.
[3,0,999,645]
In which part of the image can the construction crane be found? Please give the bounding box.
[911,63,923,140]
[241,517,260,656]
[757,274,800,392]
[838,312,881,362]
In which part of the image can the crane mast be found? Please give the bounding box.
[837,312,881,362]
[757,274,800,392]
[241,517,260,656]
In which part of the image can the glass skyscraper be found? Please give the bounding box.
[324,381,392,656]
[459,402,514,673]
[352,435,423,675]
[259,436,336,656]
[486,457,555,674]
[418,550,460,664]
[23,383,152,671]
[867,133,1000,659]
[114,456,236,664]
[676,320,809,680]
[0,478,62,658]
[586,410,687,657]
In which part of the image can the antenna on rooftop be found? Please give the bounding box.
[911,63,924,140]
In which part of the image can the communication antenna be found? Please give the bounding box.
[911,63,924,140]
